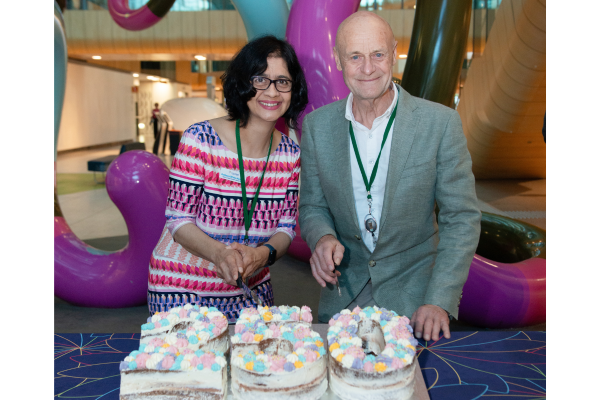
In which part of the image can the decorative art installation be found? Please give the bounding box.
[108,0,176,31]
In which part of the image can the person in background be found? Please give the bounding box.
[299,12,481,341]
[147,35,308,322]
[151,103,161,154]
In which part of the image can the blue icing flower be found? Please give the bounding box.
[243,354,253,362]
[189,335,199,345]
[171,361,182,370]
[395,351,406,359]
[351,358,363,370]
[284,362,296,372]
[197,364,204,371]
[332,313,341,320]
[146,317,152,323]
[208,307,219,312]
[253,361,266,372]
[195,350,205,357]
[215,351,224,357]
[376,355,393,367]
[119,361,129,371]
[281,314,289,320]
[409,337,418,347]
[380,320,388,327]
[160,319,169,327]
[138,344,147,352]
[208,324,215,331]
[211,363,221,371]
[282,332,295,342]
[176,355,184,362]
[328,337,336,346]
[156,360,164,370]
[306,344,318,352]
[298,355,306,363]
[365,355,376,363]
[128,361,137,370]
[353,314,360,321]
[130,351,141,358]
[319,347,325,356]
[346,325,358,334]
[340,343,351,350]
[141,322,153,330]
[176,332,186,339]
[407,325,414,333]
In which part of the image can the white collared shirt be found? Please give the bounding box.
[345,84,398,252]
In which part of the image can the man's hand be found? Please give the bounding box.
[310,235,344,287]
[227,242,269,280]
[213,247,244,286]
[410,304,450,341]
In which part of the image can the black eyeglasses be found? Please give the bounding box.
[251,76,293,93]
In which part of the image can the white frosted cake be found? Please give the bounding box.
[230,306,327,400]
[119,347,227,399]
[140,304,229,354]
[327,306,418,400]
[120,305,230,399]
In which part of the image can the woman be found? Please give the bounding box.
[147,35,308,322]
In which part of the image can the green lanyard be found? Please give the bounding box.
[348,96,399,202]
[236,120,273,245]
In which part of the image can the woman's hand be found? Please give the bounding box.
[227,243,270,280]
[213,247,244,286]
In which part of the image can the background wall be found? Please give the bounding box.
[58,61,136,151]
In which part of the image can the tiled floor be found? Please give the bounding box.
[54,142,546,333]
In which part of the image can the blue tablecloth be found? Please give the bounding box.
[54,331,546,399]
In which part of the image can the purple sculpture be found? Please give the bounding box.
[108,0,175,31]
[286,0,361,140]
[55,151,169,307]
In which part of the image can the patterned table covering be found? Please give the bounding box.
[55,330,546,400]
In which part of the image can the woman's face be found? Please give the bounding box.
[246,57,292,125]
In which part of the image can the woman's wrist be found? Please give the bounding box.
[257,245,271,266]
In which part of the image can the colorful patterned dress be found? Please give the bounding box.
[147,121,300,322]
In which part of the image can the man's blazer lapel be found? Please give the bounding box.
[378,86,420,236]
[328,100,361,233]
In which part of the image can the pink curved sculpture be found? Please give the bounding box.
[285,0,360,261]
[55,151,169,307]
[286,0,361,141]
[108,0,175,31]
[459,256,546,328]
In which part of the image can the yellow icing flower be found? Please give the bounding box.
[294,361,304,369]
[176,352,180,356]
[237,354,243,358]
[375,362,387,372]
[263,312,273,322]
[329,343,340,352]
[245,361,254,370]
[376,311,382,314]
[162,343,170,348]
[336,353,344,362]
[315,340,323,347]
[254,334,264,342]
[407,345,415,351]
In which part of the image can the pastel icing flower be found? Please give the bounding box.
[336,353,344,362]
[175,338,189,349]
[235,323,245,334]
[154,322,162,329]
[315,340,323,347]
[162,355,175,370]
[135,352,151,369]
[254,334,264,342]
[120,361,129,371]
[304,351,317,363]
[374,362,387,372]
[294,341,304,350]
[283,362,295,372]
[301,312,312,322]
[345,345,365,359]
[241,332,254,342]
[128,361,137,370]
[329,342,340,352]
[363,361,374,372]
[351,358,364,370]
[290,312,299,321]
[391,357,404,369]
[270,357,286,372]
[263,312,273,322]
[294,361,304,369]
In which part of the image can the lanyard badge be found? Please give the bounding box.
[236,120,273,245]
[349,96,399,246]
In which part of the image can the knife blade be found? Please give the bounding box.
[236,276,263,306]
[334,263,342,297]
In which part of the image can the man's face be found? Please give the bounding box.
[334,19,397,102]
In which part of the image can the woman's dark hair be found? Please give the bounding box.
[221,35,308,130]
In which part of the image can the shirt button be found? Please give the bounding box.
[368,133,373,139]
[368,260,376,268]
[369,160,374,164]
[354,235,361,240]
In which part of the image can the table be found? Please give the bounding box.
[55,329,545,400]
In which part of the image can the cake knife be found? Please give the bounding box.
[236,276,263,306]
[334,263,342,297]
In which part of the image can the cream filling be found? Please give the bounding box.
[120,368,226,396]
[231,355,325,390]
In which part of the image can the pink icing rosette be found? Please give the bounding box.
[345,345,365,359]
[200,353,215,368]
[301,311,312,322]
[154,322,161,329]
[190,356,201,368]
[294,340,304,350]
[269,356,286,372]
[304,350,317,363]
[235,324,245,334]
[241,331,254,342]
[392,357,405,369]
[213,317,227,330]
[148,338,164,347]
[175,338,189,349]
[135,352,150,368]
[162,355,175,369]
[363,361,374,372]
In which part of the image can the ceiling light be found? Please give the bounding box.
[147,76,159,81]
[160,79,168,83]
[414,5,416,9]
[195,55,207,60]
[399,54,407,59]
[138,123,146,129]
[92,55,102,60]
[133,73,139,77]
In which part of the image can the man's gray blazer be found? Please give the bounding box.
[299,84,481,323]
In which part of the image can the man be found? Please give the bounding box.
[151,103,161,154]
[299,12,481,341]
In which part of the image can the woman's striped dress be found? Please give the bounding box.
[147,121,300,322]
